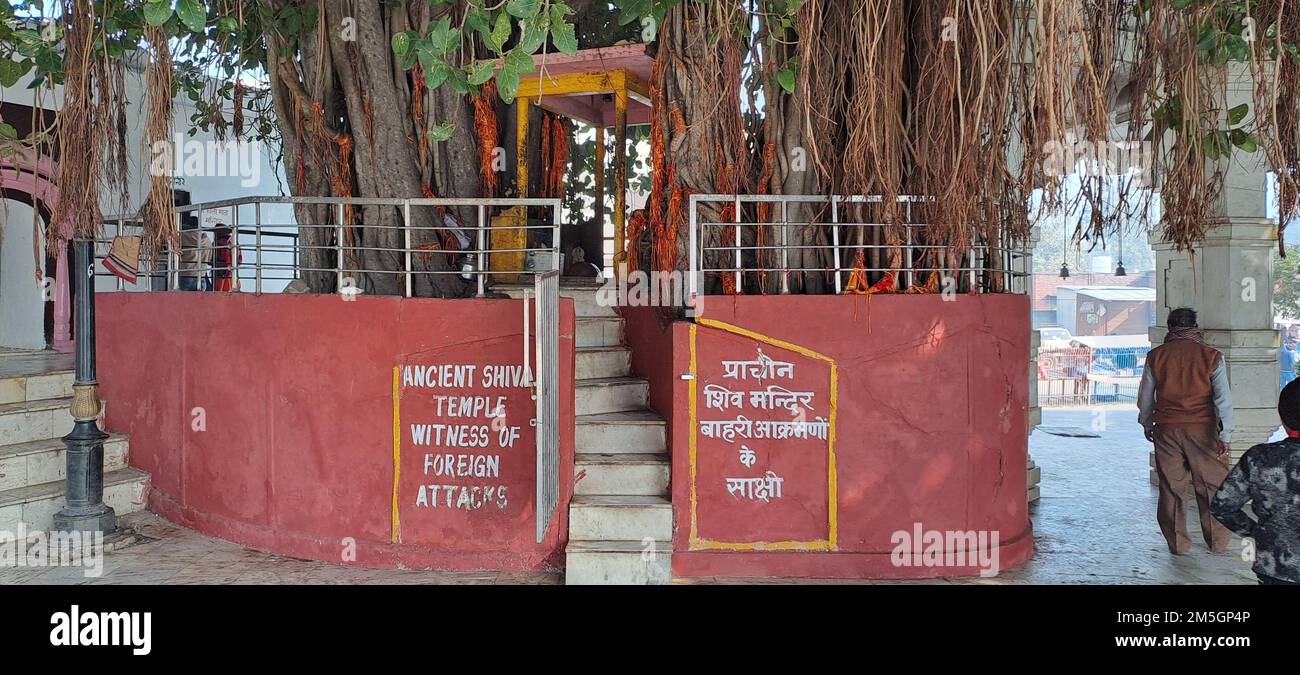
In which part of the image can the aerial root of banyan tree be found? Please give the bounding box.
[35,0,1300,297]
[633,0,1300,295]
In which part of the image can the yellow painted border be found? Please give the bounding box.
[688,319,839,552]
[391,366,401,544]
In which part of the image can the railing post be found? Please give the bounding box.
[780,199,790,295]
[231,205,240,292]
[689,196,698,300]
[115,218,124,292]
[552,203,561,275]
[196,205,204,292]
[905,200,914,290]
[336,203,345,293]
[403,200,412,298]
[254,202,262,294]
[477,205,487,297]
[831,197,842,295]
[54,239,116,535]
[733,195,742,292]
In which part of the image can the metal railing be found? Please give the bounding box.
[688,194,1032,297]
[1037,345,1149,406]
[93,196,563,297]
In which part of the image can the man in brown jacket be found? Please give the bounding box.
[1137,307,1234,555]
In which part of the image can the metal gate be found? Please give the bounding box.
[533,270,561,542]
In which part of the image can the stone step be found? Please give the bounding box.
[570,495,673,542]
[576,317,623,349]
[0,397,74,446]
[565,540,673,585]
[0,370,74,405]
[0,433,130,492]
[0,351,74,405]
[575,377,649,416]
[574,453,670,496]
[0,467,150,533]
[576,411,666,454]
[576,346,632,380]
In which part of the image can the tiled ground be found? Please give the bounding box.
[0,513,561,585]
[0,406,1259,585]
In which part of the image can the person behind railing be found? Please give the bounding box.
[564,246,601,278]
[177,212,211,292]
[212,223,241,293]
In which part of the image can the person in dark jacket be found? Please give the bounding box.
[1211,379,1300,585]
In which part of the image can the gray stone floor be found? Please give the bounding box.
[0,405,1259,585]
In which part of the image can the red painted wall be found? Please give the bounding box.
[620,306,678,455]
[98,292,575,571]
[628,294,1034,579]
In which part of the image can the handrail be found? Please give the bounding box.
[687,193,1031,298]
[93,196,563,297]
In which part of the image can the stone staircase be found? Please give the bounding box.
[500,280,672,584]
[0,351,149,534]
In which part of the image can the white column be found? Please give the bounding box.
[1149,63,1280,474]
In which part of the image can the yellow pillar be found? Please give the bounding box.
[490,97,532,280]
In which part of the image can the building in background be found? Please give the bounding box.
[1032,269,1156,332]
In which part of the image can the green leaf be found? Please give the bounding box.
[504,47,535,78]
[0,122,17,140]
[497,67,521,103]
[391,31,412,56]
[777,65,796,93]
[1231,128,1259,152]
[425,61,452,90]
[467,60,497,86]
[0,58,32,88]
[143,1,172,28]
[488,11,512,53]
[428,16,460,54]
[175,0,207,34]
[427,122,456,142]
[507,0,540,19]
[1228,103,1249,126]
[519,14,549,54]
[1202,133,1219,160]
[551,17,578,55]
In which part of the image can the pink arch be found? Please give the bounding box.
[1,155,72,352]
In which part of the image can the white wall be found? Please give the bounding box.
[2,58,295,295]
[0,199,47,349]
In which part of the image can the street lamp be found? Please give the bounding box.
[53,238,116,535]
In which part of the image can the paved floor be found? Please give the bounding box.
[0,513,561,585]
[0,406,1259,585]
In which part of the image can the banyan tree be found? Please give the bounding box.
[4,0,1300,297]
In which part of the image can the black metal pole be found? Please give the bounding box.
[54,239,116,534]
